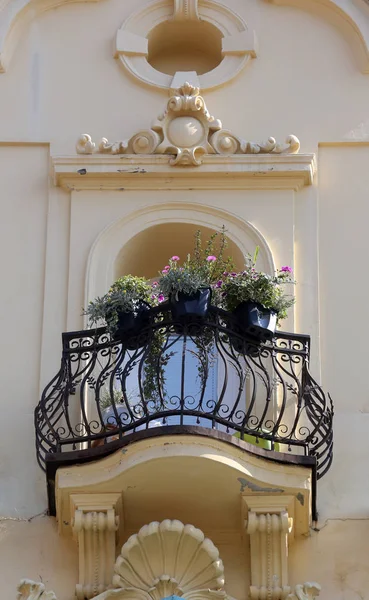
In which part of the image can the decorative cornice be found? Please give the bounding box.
[52,152,316,191]
[76,83,300,168]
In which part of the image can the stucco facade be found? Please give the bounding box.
[1,1,369,599]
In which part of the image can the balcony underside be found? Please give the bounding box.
[45,424,317,517]
[54,431,315,536]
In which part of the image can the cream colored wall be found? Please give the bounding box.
[0,0,369,151]
[0,144,51,516]
[317,144,369,520]
[1,0,369,598]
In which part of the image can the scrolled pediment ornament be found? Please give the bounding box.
[76,84,300,167]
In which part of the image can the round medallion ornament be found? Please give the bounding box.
[167,117,205,148]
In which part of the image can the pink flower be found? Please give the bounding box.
[162,268,169,274]
[215,280,223,288]
[171,256,180,261]
[280,266,293,274]
[158,294,165,303]
[207,255,217,262]
[152,281,158,287]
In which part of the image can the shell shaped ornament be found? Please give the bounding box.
[99,520,227,600]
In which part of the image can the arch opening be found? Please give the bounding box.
[113,222,246,281]
[147,20,223,76]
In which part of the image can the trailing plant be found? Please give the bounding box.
[216,248,296,324]
[84,275,163,333]
[157,228,235,392]
[85,275,166,408]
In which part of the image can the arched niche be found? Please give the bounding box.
[113,222,247,281]
[84,203,275,319]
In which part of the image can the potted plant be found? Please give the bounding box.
[217,248,295,342]
[158,228,234,322]
[84,275,161,348]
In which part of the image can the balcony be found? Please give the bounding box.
[35,304,333,491]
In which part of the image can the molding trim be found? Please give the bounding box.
[51,152,316,191]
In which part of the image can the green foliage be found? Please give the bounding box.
[158,227,234,298]
[218,250,296,324]
[84,275,157,333]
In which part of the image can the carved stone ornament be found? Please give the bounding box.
[17,580,57,600]
[16,521,321,600]
[288,583,321,600]
[17,521,226,600]
[16,579,322,600]
[76,83,300,167]
[107,519,226,600]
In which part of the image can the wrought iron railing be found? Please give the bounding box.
[35,305,333,478]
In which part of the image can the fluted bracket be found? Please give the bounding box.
[70,493,123,600]
[243,497,295,600]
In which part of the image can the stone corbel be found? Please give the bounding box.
[173,0,199,20]
[243,496,295,600]
[70,493,123,600]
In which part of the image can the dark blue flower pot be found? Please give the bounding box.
[114,303,151,349]
[233,301,277,342]
[170,288,212,323]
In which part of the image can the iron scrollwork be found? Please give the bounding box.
[35,305,333,478]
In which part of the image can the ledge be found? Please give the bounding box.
[51,153,316,191]
[52,427,315,536]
